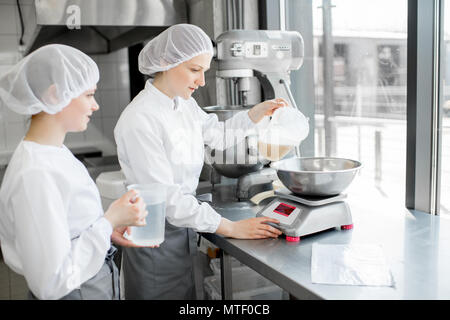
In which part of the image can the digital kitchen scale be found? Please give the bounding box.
[256,192,353,242]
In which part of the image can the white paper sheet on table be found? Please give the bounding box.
[311,243,394,287]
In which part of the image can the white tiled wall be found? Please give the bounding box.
[0,0,131,165]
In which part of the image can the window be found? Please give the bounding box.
[286,0,408,202]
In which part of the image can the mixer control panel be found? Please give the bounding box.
[230,41,269,58]
[244,42,268,58]
[230,42,244,57]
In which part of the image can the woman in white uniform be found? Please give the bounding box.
[114,24,285,300]
[0,44,148,300]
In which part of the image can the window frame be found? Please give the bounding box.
[406,0,443,215]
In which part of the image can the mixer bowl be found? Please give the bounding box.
[203,105,253,119]
[270,157,362,196]
[211,163,264,179]
[203,105,266,179]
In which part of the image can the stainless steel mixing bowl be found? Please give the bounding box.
[270,157,362,196]
[203,105,266,179]
[203,105,252,120]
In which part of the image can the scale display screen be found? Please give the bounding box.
[273,203,296,217]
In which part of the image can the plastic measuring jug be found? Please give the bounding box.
[126,183,167,246]
[257,106,309,161]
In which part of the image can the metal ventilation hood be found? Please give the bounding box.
[23,0,188,54]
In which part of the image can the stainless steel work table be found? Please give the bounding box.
[197,181,450,300]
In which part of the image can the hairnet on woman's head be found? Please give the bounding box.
[0,44,99,115]
[138,24,214,76]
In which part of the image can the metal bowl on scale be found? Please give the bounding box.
[270,157,362,196]
[203,105,267,179]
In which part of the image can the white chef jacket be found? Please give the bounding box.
[0,140,113,300]
[114,80,256,233]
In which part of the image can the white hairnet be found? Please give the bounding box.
[0,44,99,115]
[138,24,214,76]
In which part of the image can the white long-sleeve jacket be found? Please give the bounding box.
[0,141,112,299]
[114,81,256,233]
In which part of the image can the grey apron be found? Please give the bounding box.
[122,222,197,300]
[28,246,120,300]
